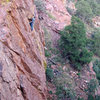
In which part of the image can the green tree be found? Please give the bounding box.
[87,79,97,95]
[75,0,93,22]
[76,0,100,23]
[59,16,93,70]
[93,59,100,84]
[86,0,100,16]
[46,67,54,81]
[87,79,98,100]
[90,29,100,57]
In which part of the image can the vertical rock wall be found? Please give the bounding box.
[0,0,47,100]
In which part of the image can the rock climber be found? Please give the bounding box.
[28,11,36,31]
[29,15,36,31]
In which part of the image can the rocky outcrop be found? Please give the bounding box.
[0,0,46,100]
[92,16,100,28]
[45,0,71,30]
[66,1,76,10]
[39,0,71,47]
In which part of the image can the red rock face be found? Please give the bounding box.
[0,0,47,100]
[45,0,71,30]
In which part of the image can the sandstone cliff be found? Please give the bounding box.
[0,0,46,100]
[38,0,71,47]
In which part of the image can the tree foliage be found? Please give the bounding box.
[46,67,54,81]
[76,0,100,23]
[59,16,93,70]
[75,0,93,22]
[87,79,97,95]
[87,79,98,100]
[90,29,100,57]
[86,0,100,16]
[93,59,100,84]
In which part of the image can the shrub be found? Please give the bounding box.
[88,94,94,100]
[86,0,100,16]
[90,29,100,57]
[88,94,100,100]
[45,49,51,57]
[77,72,81,77]
[34,0,46,13]
[87,79,97,95]
[65,88,76,100]
[56,86,65,100]
[93,59,100,84]
[86,79,98,100]
[46,67,54,81]
[59,16,93,70]
[95,95,100,100]
[78,97,84,100]
[48,90,53,94]
[75,0,100,23]
[53,67,76,100]
[75,0,93,22]
[56,86,76,100]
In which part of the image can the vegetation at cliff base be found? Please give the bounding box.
[59,16,93,70]
[46,67,54,81]
[93,59,100,84]
[87,79,99,100]
[37,0,100,99]
[90,29,100,57]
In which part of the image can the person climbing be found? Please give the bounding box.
[28,12,36,31]
[29,16,36,31]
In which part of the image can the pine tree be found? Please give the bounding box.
[59,16,93,70]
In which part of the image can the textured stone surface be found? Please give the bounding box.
[0,0,46,100]
[39,0,71,47]
[45,0,71,30]
[92,16,100,28]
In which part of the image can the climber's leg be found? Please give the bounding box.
[30,22,33,31]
